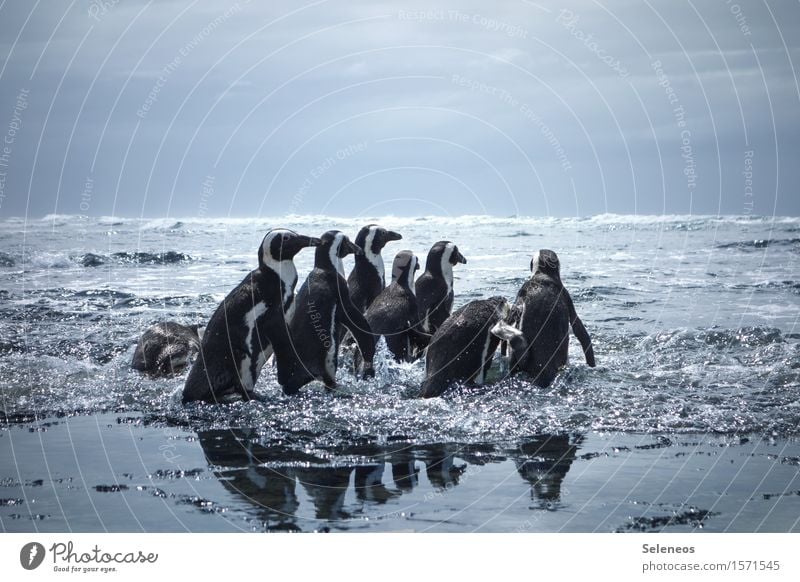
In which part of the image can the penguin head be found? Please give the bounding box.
[355,224,403,256]
[447,243,467,266]
[258,229,321,266]
[486,296,512,320]
[316,230,362,273]
[425,241,467,273]
[390,250,419,289]
[530,249,561,279]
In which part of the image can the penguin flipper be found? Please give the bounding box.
[565,291,595,367]
[569,313,595,367]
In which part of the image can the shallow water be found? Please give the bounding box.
[2,414,799,532]
[1,214,799,532]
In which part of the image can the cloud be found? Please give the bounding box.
[0,0,798,217]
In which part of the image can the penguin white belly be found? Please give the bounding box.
[324,305,337,378]
[475,331,492,385]
[441,248,454,295]
[239,302,268,390]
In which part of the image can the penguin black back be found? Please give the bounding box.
[287,230,377,392]
[347,224,402,313]
[131,321,202,377]
[420,296,509,398]
[414,241,467,351]
[505,249,595,387]
[365,250,420,362]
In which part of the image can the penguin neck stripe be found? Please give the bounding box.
[262,255,297,307]
[365,227,377,256]
[263,254,297,275]
[261,233,298,304]
[441,244,454,292]
[330,233,345,276]
[364,227,385,284]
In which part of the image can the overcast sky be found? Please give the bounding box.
[0,0,798,218]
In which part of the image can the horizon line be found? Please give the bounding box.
[3,212,799,222]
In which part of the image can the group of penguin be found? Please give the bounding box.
[131,224,596,404]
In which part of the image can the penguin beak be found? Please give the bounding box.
[454,250,467,265]
[286,235,320,256]
[346,240,363,256]
[386,230,403,242]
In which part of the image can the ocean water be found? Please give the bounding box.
[1,214,799,532]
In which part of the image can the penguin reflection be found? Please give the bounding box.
[199,428,357,523]
[415,444,468,490]
[199,429,413,524]
[294,466,354,521]
[198,429,301,530]
[388,449,420,493]
[354,464,401,504]
[512,434,580,509]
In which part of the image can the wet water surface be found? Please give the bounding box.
[2,414,799,533]
[1,215,799,532]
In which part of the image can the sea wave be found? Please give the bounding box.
[6,213,799,230]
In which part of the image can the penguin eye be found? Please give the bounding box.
[282,234,290,242]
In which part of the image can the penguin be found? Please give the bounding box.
[420,296,510,398]
[491,249,595,387]
[347,224,403,313]
[414,241,467,352]
[286,230,376,392]
[131,322,203,377]
[182,229,320,404]
[364,250,421,362]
